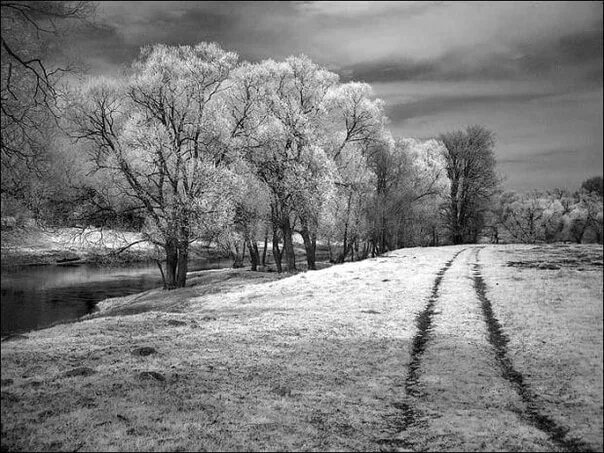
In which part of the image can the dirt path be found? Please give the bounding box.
[387,247,595,452]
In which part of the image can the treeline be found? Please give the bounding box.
[63,44,457,287]
[489,178,603,245]
[2,3,602,290]
[2,37,494,288]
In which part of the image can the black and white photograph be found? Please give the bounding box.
[1,1,602,451]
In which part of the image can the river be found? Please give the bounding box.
[0,258,233,336]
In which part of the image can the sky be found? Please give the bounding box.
[70,1,603,192]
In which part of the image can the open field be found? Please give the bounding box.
[1,243,602,452]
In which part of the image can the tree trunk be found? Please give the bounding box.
[156,259,166,289]
[272,229,282,273]
[164,238,178,289]
[282,216,296,272]
[232,241,245,268]
[360,241,370,260]
[262,229,268,267]
[337,192,353,263]
[449,180,463,244]
[176,244,188,288]
[175,226,190,288]
[247,239,259,271]
[337,220,349,264]
[380,204,388,254]
[300,225,317,270]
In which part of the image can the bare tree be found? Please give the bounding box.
[1,1,94,193]
[439,125,499,244]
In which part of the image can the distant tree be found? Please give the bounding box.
[497,191,548,243]
[365,138,403,256]
[581,176,603,197]
[567,191,604,244]
[439,125,499,244]
[71,43,238,289]
[494,190,604,244]
[394,138,450,247]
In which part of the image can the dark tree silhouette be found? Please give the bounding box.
[1,1,94,197]
[581,176,603,197]
[440,125,499,244]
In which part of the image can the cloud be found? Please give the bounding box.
[340,25,603,88]
[385,91,555,123]
[499,144,603,192]
[83,1,602,81]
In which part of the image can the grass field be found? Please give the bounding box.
[1,243,602,452]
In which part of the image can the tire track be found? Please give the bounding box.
[405,248,466,398]
[472,248,595,453]
[379,248,465,451]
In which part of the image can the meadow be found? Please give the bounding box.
[1,243,602,452]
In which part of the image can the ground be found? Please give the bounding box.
[1,243,602,452]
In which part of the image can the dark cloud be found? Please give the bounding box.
[512,26,603,85]
[499,144,603,191]
[71,22,134,62]
[93,2,306,63]
[342,24,603,88]
[386,91,553,123]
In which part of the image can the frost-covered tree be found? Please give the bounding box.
[565,191,603,244]
[497,192,548,243]
[227,56,388,270]
[71,43,238,288]
[495,188,603,245]
[321,82,387,261]
[395,138,450,247]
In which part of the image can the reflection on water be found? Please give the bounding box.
[0,258,232,336]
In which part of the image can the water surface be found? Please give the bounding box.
[1,258,232,336]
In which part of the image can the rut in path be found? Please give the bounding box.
[378,248,465,451]
[405,248,466,397]
[472,248,594,453]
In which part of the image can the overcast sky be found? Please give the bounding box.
[72,1,603,192]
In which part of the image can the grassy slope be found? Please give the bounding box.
[1,244,602,452]
[1,247,456,451]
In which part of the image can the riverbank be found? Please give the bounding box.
[0,225,228,267]
[0,225,327,269]
[0,226,155,267]
[1,244,602,451]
